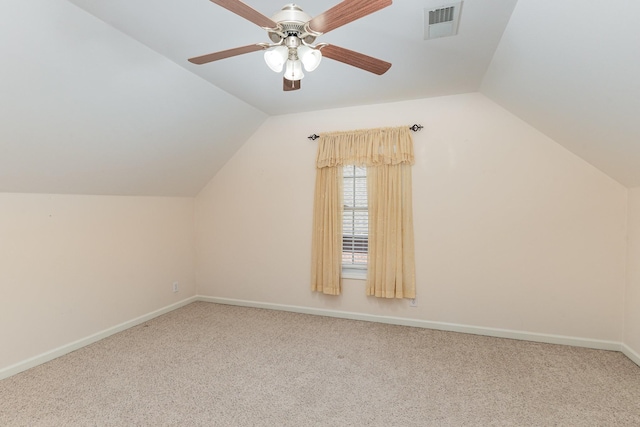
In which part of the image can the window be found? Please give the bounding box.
[311,127,415,296]
[342,165,368,278]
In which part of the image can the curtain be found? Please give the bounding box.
[311,165,343,295]
[366,163,416,298]
[311,126,416,298]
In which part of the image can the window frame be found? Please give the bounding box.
[342,165,368,280]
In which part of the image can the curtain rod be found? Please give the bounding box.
[307,124,423,141]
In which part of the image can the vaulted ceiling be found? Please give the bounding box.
[482,0,640,187]
[1,0,639,196]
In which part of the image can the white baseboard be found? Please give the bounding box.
[3,295,636,380]
[621,343,640,366]
[0,296,197,380]
[197,296,624,353]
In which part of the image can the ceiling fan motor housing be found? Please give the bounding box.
[268,4,316,44]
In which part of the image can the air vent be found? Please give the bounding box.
[429,6,455,24]
[424,2,463,40]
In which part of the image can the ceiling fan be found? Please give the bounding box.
[188,0,392,91]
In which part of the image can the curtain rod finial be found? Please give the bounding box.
[308,134,320,141]
[409,124,423,132]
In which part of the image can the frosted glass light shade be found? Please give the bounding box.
[285,59,304,80]
[297,45,322,72]
[264,46,288,72]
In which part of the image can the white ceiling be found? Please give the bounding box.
[0,0,266,196]
[2,0,639,196]
[482,0,640,187]
[67,0,518,115]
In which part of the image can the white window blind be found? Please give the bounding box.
[343,165,368,269]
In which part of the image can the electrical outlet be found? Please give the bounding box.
[409,298,417,307]
[172,282,179,293]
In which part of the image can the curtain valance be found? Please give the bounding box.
[316,127,414,168]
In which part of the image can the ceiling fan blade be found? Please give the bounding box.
[283,77,301,91]
[321,44,391,75]
[210,0,278,29]
[307,0,392,34]
[188,44,265,65]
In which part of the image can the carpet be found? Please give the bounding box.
[1,301,639,426]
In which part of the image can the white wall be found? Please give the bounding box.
[626,188,640,358]
[0,193,196,371]
[195,93,628,343]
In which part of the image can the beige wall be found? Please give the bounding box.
[0,193,196,370]
[1,93,635,373]
[195,93,628,342]
[626,188,640,355]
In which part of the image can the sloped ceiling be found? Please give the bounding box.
[0,0,267,196]
[482,0,640,187]
[1,0,639,196]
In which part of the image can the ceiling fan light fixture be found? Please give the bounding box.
[264,46,288,72]
[285,59,304,81]
[298,45,322,72]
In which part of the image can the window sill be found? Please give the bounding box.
[342,268,367,281]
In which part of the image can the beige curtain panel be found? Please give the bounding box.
[311,126,416,298]
[311,165,343,295]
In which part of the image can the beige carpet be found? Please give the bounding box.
[1,301,639,426]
